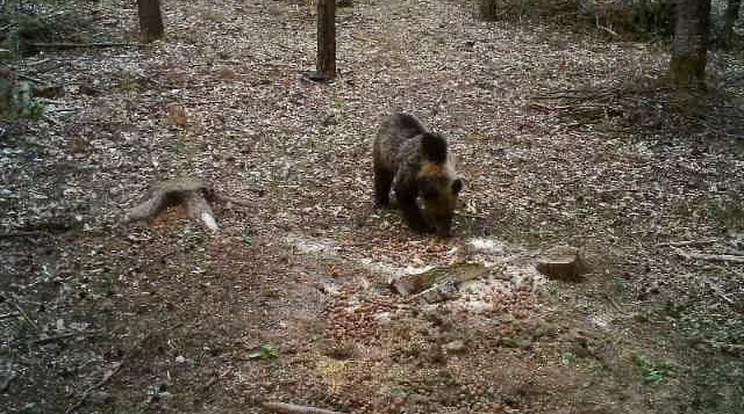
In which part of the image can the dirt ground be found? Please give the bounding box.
[1,1,743,413]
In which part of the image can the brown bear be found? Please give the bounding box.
[372,113,463,237]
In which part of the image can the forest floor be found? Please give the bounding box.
[1,1,743,413]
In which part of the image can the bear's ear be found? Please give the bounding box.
[452,178,463,195]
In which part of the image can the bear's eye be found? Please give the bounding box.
[423,189,439,200]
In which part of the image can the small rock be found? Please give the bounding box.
[535,246,588,281]
[444,340,466,353]
[175,355,186,364]
[218,68,236,80]
[391,267,444,295]
[166,103,188,127]
[410,278,459,304]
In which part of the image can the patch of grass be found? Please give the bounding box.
[333,95,345,110]
[560,352,578,365]
[635,354,672,385]
[248,344,279,360]
[262,287,281,298]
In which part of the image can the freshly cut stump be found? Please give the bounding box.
[122,178,218,231]
[535,246,588,281]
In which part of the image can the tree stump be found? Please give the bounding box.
[122,178,218,231]
[535,246,588,281]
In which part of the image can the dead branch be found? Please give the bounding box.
[28,331,101,346]
[261,402,348,414]
[0,230,55,239]
[3,297,38,331]
[656,239,719,247]
[122,178,219,231]
[672,247,744,264]
[28,42,144,49]
[705,281,735,306]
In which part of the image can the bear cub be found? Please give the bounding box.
[373,113,463,237]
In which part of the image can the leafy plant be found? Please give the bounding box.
[635,354,672,385]
[560,352,578,365]
[26,99,46,120]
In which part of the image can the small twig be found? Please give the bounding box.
[261,402,348,414]
[24,58,51,67]
[44,114,62,127]
[597,24,619,37]
[201,367,232,391]
[214,194,253,208]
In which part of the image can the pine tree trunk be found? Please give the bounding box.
[669,0,711,87]
[722,0,741,45]
[479,0,498,21]
[138,0,164,43]
[317,0,336,80]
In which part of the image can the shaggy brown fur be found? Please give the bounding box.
[373,113,463,236]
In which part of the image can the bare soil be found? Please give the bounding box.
[1,1,743,414]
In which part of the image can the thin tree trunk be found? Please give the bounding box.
[722,0,741,45]
[138,0,164,43]
[669,0,711,87]
[317,0,336,80]
[479,0,498,21]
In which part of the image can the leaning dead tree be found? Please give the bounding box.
[122,178,218,231]
[137,0,164,43]
[316,0,336,80]
[669,0,711,87]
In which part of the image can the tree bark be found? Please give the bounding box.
[137,0,164,43]
[669,0,711,87]
[479,0,499,21]
[722,0,741,45]
[317,0,336,80]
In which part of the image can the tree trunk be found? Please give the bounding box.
[137,0,164,43]
[479,0,498,21]
[722,0,741,45]
[317,0,336,80]
[669,0,711,87]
